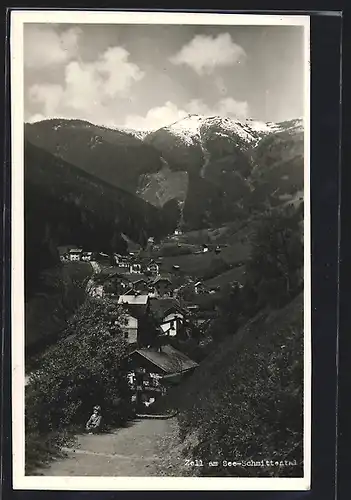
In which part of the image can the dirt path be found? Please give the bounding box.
[34,418,188,477]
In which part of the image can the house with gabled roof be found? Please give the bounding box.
[149,298,187,339]
[152,274,173,298]
[117,293,150,345]
[128,344,199,406]
[69,248,83,261]
[145,259,159,277]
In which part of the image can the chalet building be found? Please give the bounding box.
[69,248,83,261]
[146,259,159,277]
[91,271,151,299]
[90,271,127,297]
[117,256,130,268]
[113,254,123,265]
[119,310,139,344]
[58,244,77,261]
[128,344,198,406]
[132,278,150,294]
[130,263,142,274]
[81,251,93,262]
[152,275,173,298]
[194,281,208,295]
[103,278,129,297]
[117,294,150,345]
[149,298,187,339]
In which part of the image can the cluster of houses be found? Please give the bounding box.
[85,257,203,410]
[57,241,230,412]
[58,246,95,262]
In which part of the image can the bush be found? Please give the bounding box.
[246,206,303,308]
[26,297,133,435]
[25,429,74,475]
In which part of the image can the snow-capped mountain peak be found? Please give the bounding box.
[163,114,205,145]
[157,114,262,146]
[151,114,304,148]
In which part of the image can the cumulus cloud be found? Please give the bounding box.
[29,83,64,115]
[170,33,246,75]
[124,97,249,131]
[27,45,144,122]
[125,101,189,131]
[24,25,82,68]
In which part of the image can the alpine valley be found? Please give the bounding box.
[25,113,303,227]
[24,114,304,292]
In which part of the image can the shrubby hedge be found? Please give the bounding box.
[25,297,133,472]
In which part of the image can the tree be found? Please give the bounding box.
[26,296,133,434]
[39,264,90,329]
[137,309,160,348]
[246,206,303,308]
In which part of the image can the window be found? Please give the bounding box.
[124,332,129,340]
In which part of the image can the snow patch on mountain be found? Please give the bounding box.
[123,128,152,140]
[156,114,292,147]
[244,119,279,134]
[163,114,204,146]
[154,114,304,147]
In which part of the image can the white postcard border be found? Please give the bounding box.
[10,9,311,491]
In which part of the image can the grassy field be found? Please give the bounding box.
[204,265,246,288]
[157,236,251,280]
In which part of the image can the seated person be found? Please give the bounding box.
[85,405,102,434]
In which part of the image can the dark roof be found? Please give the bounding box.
[149,298,185,319]
[152,274,172,285]
[121,304,148,319]
[131,345,198,374]
[95,271,148,284]
[128,274,148,283]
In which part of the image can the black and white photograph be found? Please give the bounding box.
[11,10,310,490]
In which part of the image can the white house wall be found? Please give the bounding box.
[120,315,138,344]
[160,314,183,337]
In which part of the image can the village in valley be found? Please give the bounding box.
[21,19,306,478]
[57,230,234,414]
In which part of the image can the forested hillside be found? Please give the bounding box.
[25,140,174,295]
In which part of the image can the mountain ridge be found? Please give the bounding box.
[25,114,304,231]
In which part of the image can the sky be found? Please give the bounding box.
[23,23,306,130]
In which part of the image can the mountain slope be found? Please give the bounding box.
[25,115,304,231]
[25,119,164,193]
[159,292,303,477]
[24,140,172,293]
[136,158,189,207]
[145,115,304,228]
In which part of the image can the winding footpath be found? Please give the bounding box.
[34,417,187,477]
[32,260,191,477]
